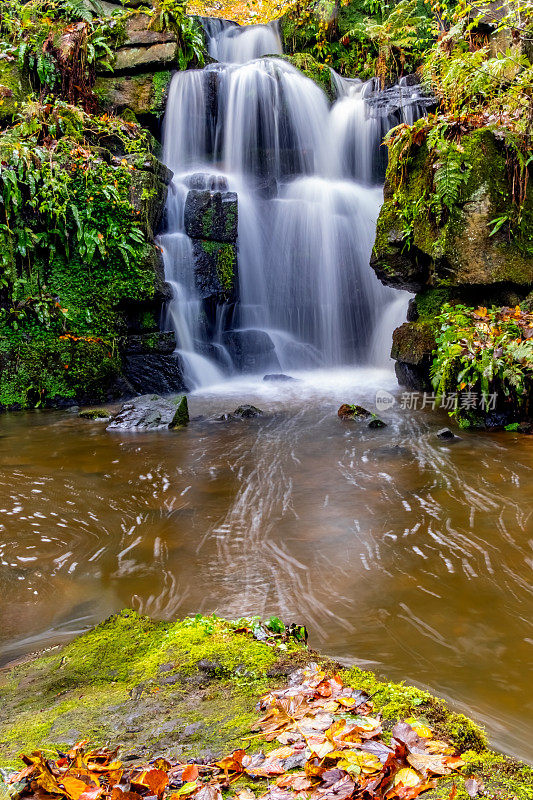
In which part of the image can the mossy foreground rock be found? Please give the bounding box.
[1,611,532,799]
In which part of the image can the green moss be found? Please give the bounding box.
[78,408,112,419]
[216,244,236,292]
[200,240,236,293]
[170,394,189,428]
[151,70,171,115]
[202,204,216,238]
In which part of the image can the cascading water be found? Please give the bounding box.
[159,20,428,388]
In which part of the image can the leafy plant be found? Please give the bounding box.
[431,303,533,424]
[149,0,205,69]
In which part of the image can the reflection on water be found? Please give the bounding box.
[0,368,532,762]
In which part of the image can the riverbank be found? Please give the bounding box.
[0,611,531,800]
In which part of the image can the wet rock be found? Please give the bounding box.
[436,427,460,441]
[185,189,238,243]
[263,373,297,382]
[233,404,263,418]
[169,395,189,428]
[78,408,113,420]
[368,418,387,429]
[222,330,280,373]
[184,173,229,191]
[107,394,188,431]
[338,404,371,419]
[123,352,187,396]
[192,240,237,300]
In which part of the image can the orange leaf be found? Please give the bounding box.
[181,765,199,782]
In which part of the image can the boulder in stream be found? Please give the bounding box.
[263,373,297,382]
[234,405,263,418]
[107,394,189,431]
[338,404,371,419]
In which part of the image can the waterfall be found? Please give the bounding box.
[159,21,426,389]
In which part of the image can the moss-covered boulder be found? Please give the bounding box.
[372,128,533,294]
[1,610,533,800]
[94,71,172,120]
[184,189,238,242]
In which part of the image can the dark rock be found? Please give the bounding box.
[338,404,371,419]
[184,173,229,191]
[436,427,460,441]
[123,353,187,396]
[192,240,237,300]
[233,405,263,418]
[222,330,279,373]
[394,361,431,392]
[198,659,223,675]
[406,297,419,322]
[263,373,297,382]
[184,189,238,243]
[368,418,387,429]
[123,331,176,355]
[107,394,188,431]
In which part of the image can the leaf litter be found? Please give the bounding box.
[5,664,465,800]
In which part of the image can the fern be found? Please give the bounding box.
[433,143,471,212]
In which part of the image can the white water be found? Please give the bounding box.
[159,21,417,389]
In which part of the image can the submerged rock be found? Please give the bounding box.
[107,394,189,431]
[233,405,263,418]
[263,373,297,382]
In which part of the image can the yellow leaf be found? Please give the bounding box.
[393,767,421,788]
[405,718,432,738]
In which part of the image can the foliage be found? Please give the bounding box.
[431,302,533,423]
[422,0,533,134]
[0,100,157,407]
[149,0,205,69]
[345,0,432,85]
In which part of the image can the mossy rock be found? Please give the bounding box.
[391,321,436,367]
[1,610,532,798]
[170,394,189,428]
[372,128,533,293]
[78,408,113,419]
[94,71,172,120]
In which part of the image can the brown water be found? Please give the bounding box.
[0,367,532,762]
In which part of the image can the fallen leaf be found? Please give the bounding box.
[181,766,199,782]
